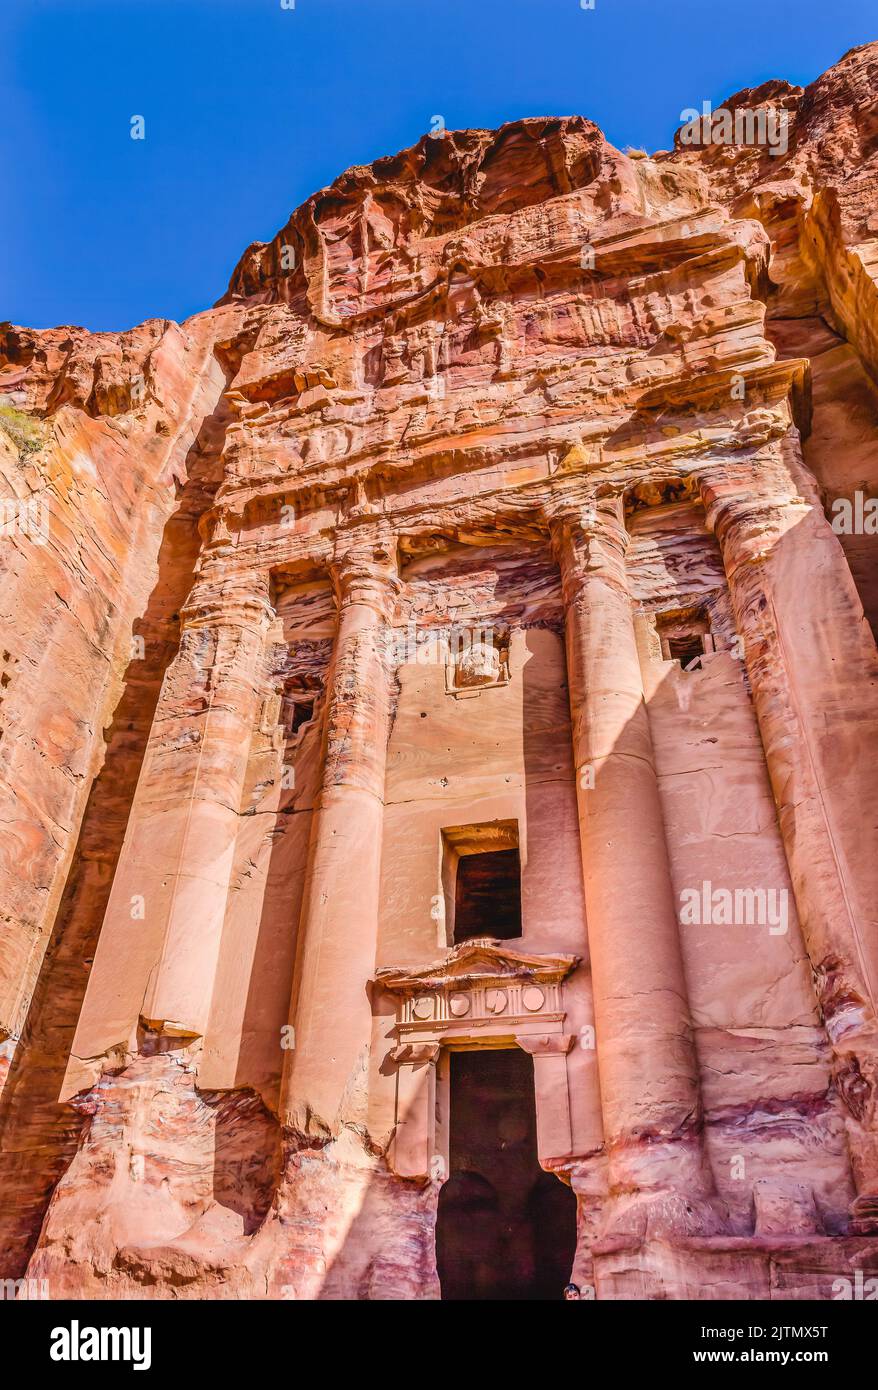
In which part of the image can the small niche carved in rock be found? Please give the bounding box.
[657,609,714,672]
[446,626,510,697]
[289,698,314,735]
[667,634,705,671]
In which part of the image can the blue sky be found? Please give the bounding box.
[2,0,874,332]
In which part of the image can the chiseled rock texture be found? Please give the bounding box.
[1,43,878,1300]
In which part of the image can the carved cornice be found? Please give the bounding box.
[202,359,808,544]
[375,938,579,995]
[187,393,805,594]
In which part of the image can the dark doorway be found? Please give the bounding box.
[436,1048,577,1300]
[288,697,314,734]
[667,634,704,671]
[454,848,521,942]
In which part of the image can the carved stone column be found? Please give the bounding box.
[699,451,878,1228]
[549,496,723,1238]
[280,536,400,1137]
[139,575,275,1038]
[516,1033,576,1164]
[65,572,274,1084]
[389,1043,441,1179]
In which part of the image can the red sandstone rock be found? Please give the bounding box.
[2,44,878,1300]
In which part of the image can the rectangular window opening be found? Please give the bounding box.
[454,847,522,943]
[440,820,522,945]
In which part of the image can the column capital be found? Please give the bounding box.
[181,572,275,632]
[390,1042,441,1065]
[696,469,809,568]
[330,535,401,615]
[516,1033,576,1057]
[544,488,625,532]
[546,493,630,600]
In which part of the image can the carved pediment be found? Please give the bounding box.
[375,937,579,995]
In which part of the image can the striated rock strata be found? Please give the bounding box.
[1,43,878,1299]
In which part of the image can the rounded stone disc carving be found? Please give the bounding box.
[485,989,508,1014]
[449,992,470,1017]
[522,986,545,1012]
[412,996,435,1020]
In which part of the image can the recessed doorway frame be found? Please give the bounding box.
[376,940,579,1183]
